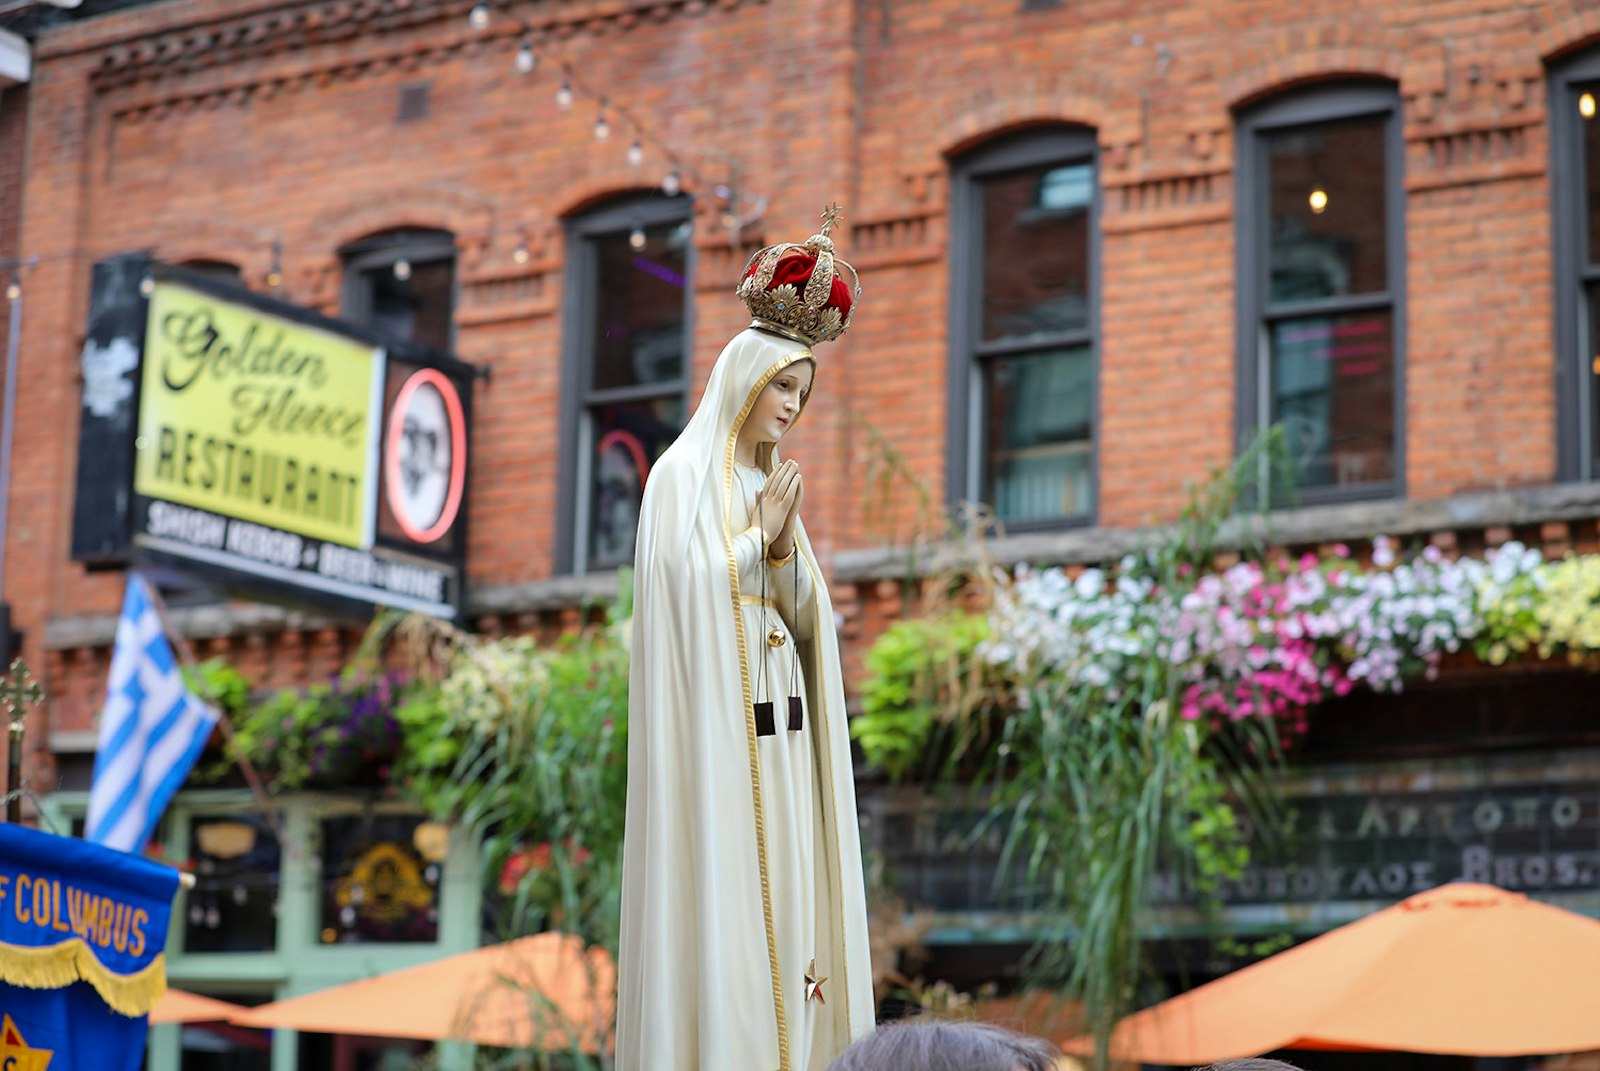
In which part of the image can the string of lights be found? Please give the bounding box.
[466,1,768,256]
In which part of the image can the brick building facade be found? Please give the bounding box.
[8,0,1600,1060]
[14,0,1600,769]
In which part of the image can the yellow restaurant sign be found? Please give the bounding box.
[134,282,383,549]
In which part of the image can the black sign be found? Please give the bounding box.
[859,755,1600,919]
[70,254,474,620]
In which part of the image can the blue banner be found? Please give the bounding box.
[0,822,180,1071]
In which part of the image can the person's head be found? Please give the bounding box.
[736,356,816,459]
[825,1018,1060,1071]
[1202,1060,1310,1071]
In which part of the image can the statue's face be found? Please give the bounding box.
[745,360,815,446]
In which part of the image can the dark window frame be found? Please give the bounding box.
[1553,49,1600,481]
[555,194,694,575]
[340,228,459,352]
[947,126,1102,531]
[1235,82,1408,504]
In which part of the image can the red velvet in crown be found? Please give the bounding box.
[743,252,854,323]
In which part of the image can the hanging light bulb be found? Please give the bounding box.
[555,78,573,111]
[393,258,412,281]
[468,2,489,29]
[661,168,681,197]
[1308,187,1329,214]
[594,103,611,141]
[512,241,530,265]
[265,268,282,288]
[515,39,536,74]
[4,280,18,302]
[139,275,155,297]
[1582,92,1597,120]
[627,138,644,168]
[629,226,647,251]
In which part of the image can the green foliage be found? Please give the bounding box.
[183,657,250,718]
[393,600,630,957]
[991,447,1289,1066]
[192,660,408,791]
[851,613,1000,781]
[1215,931,1295,959]
[853,433,1292,1069]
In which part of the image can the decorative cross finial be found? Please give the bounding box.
[819,202,845,237]
[0,659,42,727]
[2,659,44,824]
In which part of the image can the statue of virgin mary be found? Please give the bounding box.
[617,207,874,1071]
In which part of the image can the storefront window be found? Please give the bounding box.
[179,993,272,1071]
[318,814,441,945]
[184,815,280,954]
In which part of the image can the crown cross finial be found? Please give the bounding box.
[819,202,844,237]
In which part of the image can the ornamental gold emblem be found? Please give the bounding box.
[335,842,434,924]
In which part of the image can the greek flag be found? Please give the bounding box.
[84,575,218,853]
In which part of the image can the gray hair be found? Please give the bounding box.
[826,1019,1060,1071]
[1201,1061,1310,1071]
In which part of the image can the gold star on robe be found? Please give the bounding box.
[0,1015,53,1070]
[804,959,828,1005]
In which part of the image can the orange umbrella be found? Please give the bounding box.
[231,932,614,1053]
[1065,883,1600,1062]
[151,989,246,1025]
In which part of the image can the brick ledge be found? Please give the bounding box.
[43,482,1600,649]
[830,481,1600,582]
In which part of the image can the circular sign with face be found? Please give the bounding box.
[385,368,466,544]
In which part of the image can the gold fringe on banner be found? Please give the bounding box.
[0,939,167,1018]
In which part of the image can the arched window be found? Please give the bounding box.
[1235,82,1405,501]
[556,193,693,573]
[339,228,456,352]
[176,258,243,284]
[948,126,1100,527]
[1552,48,1600,480]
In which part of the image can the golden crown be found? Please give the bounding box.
[736,203,861,346]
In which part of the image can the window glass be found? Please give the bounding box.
[981,346,1093,523]
[590,223,689,392]
[1589,286,1600,455]
[1270,310,1394,489]
[1583,82,1600,268]
[184,815,280,954]
[589,395,686,570]
[567,201,692,573]
[360,257,454,352]
[981,162,1092,341]
[1266,115,1388,303]
[318,814,440,945]
[179,993,272,1071]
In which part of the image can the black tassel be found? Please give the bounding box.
[787,696,803,732]
[755,701,776,737]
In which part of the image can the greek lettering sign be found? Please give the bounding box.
[71,255,473,620]
[1188,776,1600,907]
[861,750,1600,925]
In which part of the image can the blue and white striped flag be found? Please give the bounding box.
[84,575,219,853]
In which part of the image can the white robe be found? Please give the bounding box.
[617,329,874,1071]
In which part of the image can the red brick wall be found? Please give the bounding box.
[10,0,1600,753]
